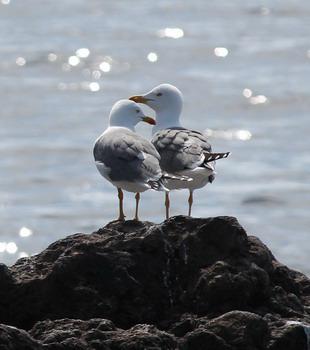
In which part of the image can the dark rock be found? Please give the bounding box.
[169,314,197,337]
[29,318,177,350]
[268,321,309,350]
[181,328,233,350]
[202,311,270,349]
[0,215,309,349]
[0,323,43,350]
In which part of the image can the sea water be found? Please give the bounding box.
[0,0,309,273]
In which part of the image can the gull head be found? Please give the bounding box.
[109,100,156,130]
[129,83,183,116]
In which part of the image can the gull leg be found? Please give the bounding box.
[165,192,170,220]
[117,188,125,221]
[134,192,140,221]
[188,190,193,217]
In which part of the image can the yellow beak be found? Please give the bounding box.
[142,116,156,125]
[129,95,150,104]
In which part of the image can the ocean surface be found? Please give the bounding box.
[1,0,309,273]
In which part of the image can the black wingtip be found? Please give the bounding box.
[204,151,231,163]
[148,179,169,192]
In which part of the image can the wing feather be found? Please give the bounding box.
[94,128,161,182]
[152,128,212,173]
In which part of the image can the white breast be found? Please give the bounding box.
[111,181,150,193]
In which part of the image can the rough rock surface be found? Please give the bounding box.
[0,216,309,349]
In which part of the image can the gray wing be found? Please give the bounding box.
[94,129,162,183]
[152,128,212,173]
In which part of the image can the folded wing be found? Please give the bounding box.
[94,128,162,184]
[152,128,213,173]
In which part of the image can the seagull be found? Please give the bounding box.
[93,99,189,221]
[130,84,230,218]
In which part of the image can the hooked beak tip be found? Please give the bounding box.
[142,116,156,125]
[129,95,150,104]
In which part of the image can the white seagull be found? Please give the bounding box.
[93,99,189,221]
[130,84,230,218]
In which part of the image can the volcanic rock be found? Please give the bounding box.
[0,216,309,349]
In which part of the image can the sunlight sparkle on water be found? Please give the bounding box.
[99,61,111,72]
[19,226,33,238]
[6,242,18,254]
[48,53,57,62]
[147,52,158,62]
[214,47,229,57]
[243,88,253,98]
[76,48,90,58]
[19,252,29,258]
[250,95,268,105]
[1,0,10,4]
[68,56,80,66]
[16,57,26,66]
[236,130,252,141]
[89,82,100,92]
[158,27,184,39]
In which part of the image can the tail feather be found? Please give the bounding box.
[204,151,230,163]
[148,173,193,192]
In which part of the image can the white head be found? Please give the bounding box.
[108,99,156,130]
[129,84,183,129]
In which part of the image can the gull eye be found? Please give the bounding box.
[136,109,140,113]
[156,92,162,97]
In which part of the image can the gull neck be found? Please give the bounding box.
[108,116,136,131]
[107,124,135,132]
[152,110,182,134]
